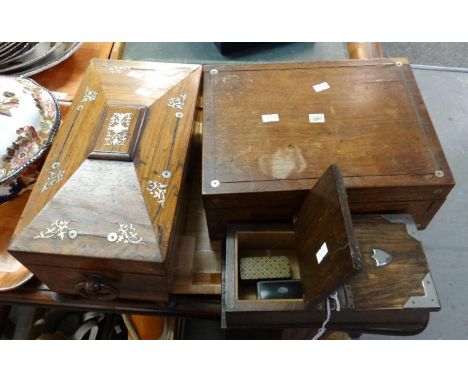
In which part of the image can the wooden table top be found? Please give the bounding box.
[32,42,124,102]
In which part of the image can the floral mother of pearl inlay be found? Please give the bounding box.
[33,219,77,240]
[77,87,98,110]
[168,94,186,118]
[104,112,133,146]
[106,223,145,245]
[41,161,64,192]
[106,65,131,74]
[168,94,186,110]
[33,220,145,245]
[147,171,171,207]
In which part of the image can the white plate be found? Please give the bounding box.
[0,76,60,187]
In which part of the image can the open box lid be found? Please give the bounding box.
[294,164,362,302]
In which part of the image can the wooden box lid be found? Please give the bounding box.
[347,214,439,312]
[202,58,454,197]
[295,164,362,302]
[9,59,202,274]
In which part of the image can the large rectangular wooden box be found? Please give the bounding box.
[8,59,202,302]
[203,58,454,238]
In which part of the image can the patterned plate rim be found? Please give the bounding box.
[0,76,61,185]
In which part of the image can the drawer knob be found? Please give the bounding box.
[75,274,119,300]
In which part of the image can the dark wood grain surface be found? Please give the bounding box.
[295,165,362,302]
[349,214,429,310]
[202,58,454,237]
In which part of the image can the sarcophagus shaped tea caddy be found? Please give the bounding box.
[9,59,202,301]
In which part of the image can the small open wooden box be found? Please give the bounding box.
[223,165,441,329]
[223,164,363,327]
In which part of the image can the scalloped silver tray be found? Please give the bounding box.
[0,42,58,74]
[0,42,39,67]
[14,42,82,77]
[0,43,32,65]
[0,43,25,62]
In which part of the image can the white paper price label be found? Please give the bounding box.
[316,242,328,264]
[312,82,330,92]
[261,114,280,123]
[309,113,325,123]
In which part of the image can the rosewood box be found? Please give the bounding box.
[8,59,202,302]
[202,58,454,238]
[222,167,440,329]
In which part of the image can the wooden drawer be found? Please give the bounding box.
[223,214,440,329]
[26,264,168,302]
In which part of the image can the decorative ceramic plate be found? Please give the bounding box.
[0,76,60,191]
